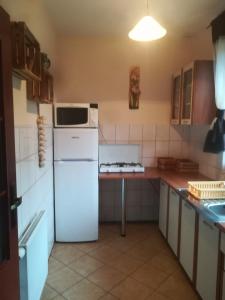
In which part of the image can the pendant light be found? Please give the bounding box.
[128,0,167,42]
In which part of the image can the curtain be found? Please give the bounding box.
[203,11,225,153]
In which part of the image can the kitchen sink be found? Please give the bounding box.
[203,201,225,222]
[207,203,225,217]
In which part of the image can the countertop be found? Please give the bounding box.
[99,167,225,233]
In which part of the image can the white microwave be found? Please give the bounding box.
[54,103,98,128]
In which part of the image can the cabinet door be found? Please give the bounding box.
[171,71,182,125]
[196,215,219,300]
[179,200,196,280]
[167,189,180,255]
[159,181,169,238]
[181,63,194,125]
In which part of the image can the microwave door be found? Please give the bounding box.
[56,107,89,127]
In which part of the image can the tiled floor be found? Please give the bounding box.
[41,223,200,300]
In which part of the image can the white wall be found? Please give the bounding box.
[13,78,54,255]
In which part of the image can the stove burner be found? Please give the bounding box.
[100,162,142,167]
[99,162,145,173]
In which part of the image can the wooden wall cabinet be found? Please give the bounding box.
[11,22,41,81]
[27,53,53,103]
[171,60,216,125]
[171,71,182,125]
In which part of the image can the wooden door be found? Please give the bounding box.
[0,7,20,300]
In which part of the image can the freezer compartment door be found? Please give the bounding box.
[54,161,98,242]
[54,128,98,160]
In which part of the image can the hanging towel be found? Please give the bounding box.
[204,109,225,153]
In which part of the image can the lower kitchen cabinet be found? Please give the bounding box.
[159,180,169,238]
[196,215,219,300]
[167,188,180,256]
[179,199,196,280]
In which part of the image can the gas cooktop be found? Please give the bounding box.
[99,162,145,173]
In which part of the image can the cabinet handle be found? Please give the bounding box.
[184,202,192,210]
[202,220,214,231]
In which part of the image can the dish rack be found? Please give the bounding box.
[188,181,225,200]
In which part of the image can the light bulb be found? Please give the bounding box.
[128,16,167,42]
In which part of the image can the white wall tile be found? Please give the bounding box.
[129,124,143,141]
[14,128,20,162]
[169,126,183,141]
[20,155,36,195]
[102,123,116,142]
[169,141,182,158]
[156,125,170,141]
[116,124,129,142]
[127,190,142,206]
[142,141,155,157]
[19,127,36,160]
[142,157,157,168]
[127,206,141,221]
[156,141,169,157]
[143,125,156,141]
[16,162,22,197]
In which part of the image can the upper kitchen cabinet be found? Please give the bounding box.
[171,70,182,125]
[171,60,216,125]
[11,22,41,81]
[27,53,53,103]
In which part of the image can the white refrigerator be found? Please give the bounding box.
[54,128,98,242]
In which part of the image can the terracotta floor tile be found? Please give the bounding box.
[131,262,169,289]
[107,254,143,275]
[51,245,84,265]
[47,267,83,293]
[41,284,58,300]
[87,265,126,291]
[63,279,105,300]
[146,292,168,300]
[89,245,122,264]
[107,237,137,253]
[111,277,153,300]
[69,255,104,276]
[149,253,180,275]
[76,241,104,253]
[126,244,159,262]
[48,257,65,275]
[52,296,66,300]
[157,273,200,300]
[99,293,118,299]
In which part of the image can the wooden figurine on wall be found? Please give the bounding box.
[129,66,141,109]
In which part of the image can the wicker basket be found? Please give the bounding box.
[188,181,225,200]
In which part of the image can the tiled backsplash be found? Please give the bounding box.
[99,123,191,167]
[15,124,54,255]
[99,179,159,222]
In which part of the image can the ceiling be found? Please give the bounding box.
[43,0,225,37]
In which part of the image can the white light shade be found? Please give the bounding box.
[128,16,167,41]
